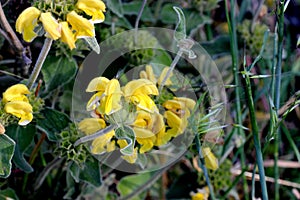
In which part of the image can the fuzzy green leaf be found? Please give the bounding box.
[0,134,15,178]
[0,188,19,200]
[117,172,154,200]
[37,107,71,141]
[5,124,36,173]
[115,126,135,155]
[173,6,186,41]
[69,156,102,187]
[41,56,77,95]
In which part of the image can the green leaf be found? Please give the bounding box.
[37,107,71,142]
[83,37,100,54]
[5,124,36,173]
[69,156,102,187]
[173,6,186,41]
[117,172,154,200]
[0,188,19,200]
[41,56,77,95]
[150,49,172,66]
[107,0,123,17]
[0,134,15,178]
[122,1,154,22]
[115,126,135,155]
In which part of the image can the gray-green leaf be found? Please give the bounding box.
[0,134,15,178]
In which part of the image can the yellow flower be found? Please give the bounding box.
[15,7,41,42]
[86,78,122,115]
[164,110,187,138]
[190,187,209,200]
[123,79,159,112]
[4,101,33,126]
[0,123,5,134]
[78,118,106,135]
[86,77,109,92]
[157,67,172,86]
[67,11,95,38]
[133,111,165,153]
[163,97,196,118]
[191,193,206,200]
[2,84,30,103]
[76,0,106,23]
[97,79,122,115]
[78,118,115,154]
[90,130,115,154]
[122,147,138,164]
[139,65,157,83]
[39,12,61,40]
[202,147,218,170]
[60,22,76,49]
[139,65,172,86]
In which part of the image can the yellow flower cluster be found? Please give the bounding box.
[15,0,106,49]
[78,65,196,164]
[2,84,33,126]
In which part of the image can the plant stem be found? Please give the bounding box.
[225,0,248,198]
[27,38,53,90]
[195,133,215,200]
[244,71,268,200]
[159,50,183,93]
[273,1,285,199]
[134,0,147,44]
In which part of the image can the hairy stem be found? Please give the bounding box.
[134,0,147,44]
[27,38,53,90]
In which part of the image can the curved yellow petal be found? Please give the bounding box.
[15,7,41,42]
[86,91,103,111]
[164,110,182,129]
[139,65,157,83]
[67,11,95,38]
[76,0,106,23]
[78,118,106,135]
[3,84,30,103]
[130,94,158,112]
[104,79,122,95]
[123,79,158,96]
[19,113,33,126]
[136,136,156,153]
[60,22,76,49]
[174,97,196,111]
[91,130,114,154]
[86,77,109,92]
[133,127,155,139]
[39,12,61,40]
[4,101,33,125]
[202,147,218,170]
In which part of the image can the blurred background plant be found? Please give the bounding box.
[0,0,300,199]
